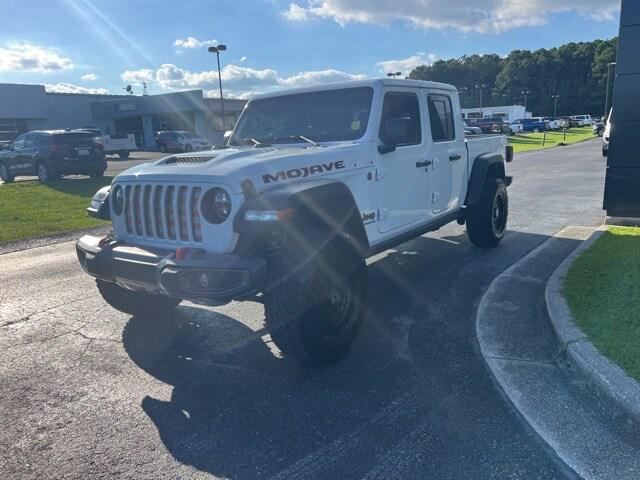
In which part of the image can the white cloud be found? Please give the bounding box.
[282,0,619,33]
[173,36,217,51]
[376,53,437,75]
[121,68,154,85]
[0,42,73,72]
[239,56,248,62]
[81,73,98,81]
[124,63,366,98]
[45,83,110,95]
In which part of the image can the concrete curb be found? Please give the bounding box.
[545,227,640,423]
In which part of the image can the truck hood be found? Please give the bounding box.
[115,143,364,193]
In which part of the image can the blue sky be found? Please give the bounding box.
[0,0,621,98]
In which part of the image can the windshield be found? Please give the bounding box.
[230,87,373,145]
[181,132,200,139]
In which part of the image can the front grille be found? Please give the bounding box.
[122,183,203,243]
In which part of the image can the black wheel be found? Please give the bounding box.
[184,144,193,152]
[96,279,181,317]
[118,151,130,159]
[37,163,52,183]
[263,230,367,364]
[466,176,508,247]
[89,169,105,178]
[0,163,14,183]
[160,144,167,153]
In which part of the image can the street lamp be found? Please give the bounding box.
[604,62,616,118]
[521,90,531,110]
[208,44,227,130]
[475,84,487,110]
[387,72,402,78]
[552,94,560,118]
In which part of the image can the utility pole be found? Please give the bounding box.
[605,62,616,118]
[521,90,531,110]
[552,94,560,118]
[475,84,486,111]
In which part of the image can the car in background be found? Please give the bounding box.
[474,117,506,134]
[542,117,566,130]
[463,121,482,135]
[507,120,523,135]
[603,110,612,156]
[570,114,593,126]
[76,128,137,159]
[0,130,106,183]
[156,130,210,153]
[510,118,548,133]
[558,116,579,128]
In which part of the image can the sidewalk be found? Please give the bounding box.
[476,226,640,479]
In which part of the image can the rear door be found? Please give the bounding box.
[425,91,466,214]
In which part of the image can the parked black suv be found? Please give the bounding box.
[0,130,106,183]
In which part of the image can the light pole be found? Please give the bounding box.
[521,90,531,110]
[387,72,402,78]
[475,84,486,110]
[604,62,616,118]
[552,94,560,118]
[208,44,227,130]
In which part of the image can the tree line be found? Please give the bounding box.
[409,38,618,118]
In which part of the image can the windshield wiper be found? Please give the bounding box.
[243,138,271,148]
[287,135,319,146]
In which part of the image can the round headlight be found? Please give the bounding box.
[112,185,124,215]
[201,188,232,224]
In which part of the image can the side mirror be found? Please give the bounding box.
[378,117,413,154]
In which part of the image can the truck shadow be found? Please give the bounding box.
[123,228,554,479]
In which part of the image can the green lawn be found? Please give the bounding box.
[509,127,594,153]
[564,227,640,381]
[0,177,112,244]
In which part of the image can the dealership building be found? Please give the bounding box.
[0,83,246,148]
[461,105,531,123]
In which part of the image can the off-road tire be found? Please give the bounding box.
[466,176,508,247]
[96,279,181,317]
[264,230,367,364]
[0,163,14,183]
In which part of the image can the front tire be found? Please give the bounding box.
[264,231,367,364]
[0,163,14,183]
[96,279,181,317]
[466,176,508,247]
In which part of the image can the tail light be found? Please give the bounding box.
[95,141,104,151]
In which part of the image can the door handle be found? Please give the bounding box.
[415,160,432,168]
[449,154,462,161]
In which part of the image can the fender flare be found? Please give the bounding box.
[464,152,506,207]
[234,179,369,253]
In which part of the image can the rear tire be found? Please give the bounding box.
[96,279,181,317]
[0,163,14,183]
[264,230,367,364]
[466,176,508,247]
[118,151,130,159]
[37,164,52,183]
[89,169,105,178]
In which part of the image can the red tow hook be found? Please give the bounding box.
[98,236,116,249]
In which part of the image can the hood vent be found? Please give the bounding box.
[165,155,215,165]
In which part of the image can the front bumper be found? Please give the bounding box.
[76,235,266,305]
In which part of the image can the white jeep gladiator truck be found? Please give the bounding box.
[76,79,513,363]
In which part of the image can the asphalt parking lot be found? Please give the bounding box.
[0,140,605,479]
